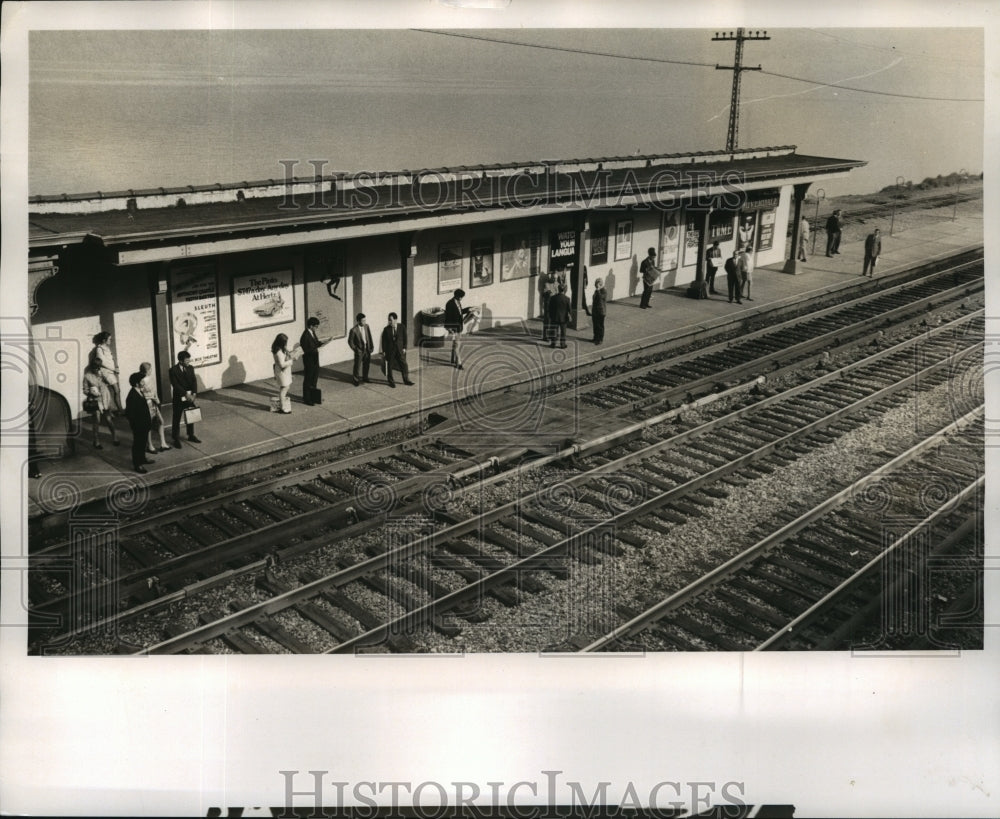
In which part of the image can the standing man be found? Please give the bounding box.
[347,313,374,386]
[725,249,743,305]
[863,228,882,277]
[639,248,662,309]
[169,350,200,448]
[444,288,467,370]
[798,216,810,262]
[125,372,155,474]
[739,245,754,301]
[591,278,607,345]
[299,316,329,405]
[825,209,843,256]
[380,312,414,388]
[705,241,722,295]
[548,284,571,349]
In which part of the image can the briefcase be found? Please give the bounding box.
[182,405,202,425]
[308,387,322,405]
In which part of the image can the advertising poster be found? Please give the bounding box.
[304,250,347,341]
[168,263,221,367]
[738,212,758,250]
[231,269,295,332]
[589,222,609,265]
[470,238,494,288]
[757,208,776,251]
[500,231,540,280]
[659,211,680,272]
[438,242,464,293]
[683,217,701,267]
[709,210,736,243]
[614,220,632,261]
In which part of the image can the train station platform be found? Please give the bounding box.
[24,211,983,521]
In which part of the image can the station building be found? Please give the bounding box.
[27,144,864,419]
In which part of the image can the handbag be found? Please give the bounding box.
[83,396,100,414]
[182,405,202,425]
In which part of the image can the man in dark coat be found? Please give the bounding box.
[548,284,571,348]
[169,350,200,447]
[862,228,882,276]
[379,312,414,388]
[591,278,607,345]
[347,313,374,386]
[444,288,467,370]
[125,371,155,473]
[724,249,743,305]
[825,209,843,256]
[705,241,722,294]
[299,316,328,404]
[639,248,662,308]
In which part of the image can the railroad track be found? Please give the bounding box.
[582,408,983,652]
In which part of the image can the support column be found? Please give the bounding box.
[782,183,812,274]
[686,208,710,298]
[151,262,171,400]
[399,233,417,346]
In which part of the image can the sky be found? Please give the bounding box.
[26,26,984,198]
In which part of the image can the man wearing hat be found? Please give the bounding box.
[347,313,374,386]
[639,247,662,309]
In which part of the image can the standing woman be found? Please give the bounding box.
[591,278,607,345]
[271,333,299,414]
[82,360,120,448]
[139,361,170,453]
[89,331,123,413]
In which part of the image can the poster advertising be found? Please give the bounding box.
[757,208,776,251]
[500,231,541,280]
[738,212,758,250]
[470,238,494,288]
[614,220,632,261]
[659,211,680,272]
[589,222,609,265]
[168,263,221,367]
[709,210,736,243]
[304,250,348,341]
[683,216,701,267]
[231,269,295,332]
[438,242,464,293]
[550,228,577,268]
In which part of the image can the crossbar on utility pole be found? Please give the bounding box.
[713,28,771,152]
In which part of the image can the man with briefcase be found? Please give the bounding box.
[169,350,202,448]
[299,316,330,405]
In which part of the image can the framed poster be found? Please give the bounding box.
[738,212,758,250]
[304,250,348,341]
[438,242,464,294]
[757,208,776,252]
[500,231,540,280]
[168,263,221,367]
[614,219,632,261]
[659,211,680,272]
[683,215,701,267]
[590,222,609,265]
[709,210,736,243]
[469,238,494,288]
[231,269,295,332]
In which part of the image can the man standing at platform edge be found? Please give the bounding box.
[299,316,329,405]
[863,228,882,277]
[169,350,200,447]
[639,247,662,309]
[348,313,374,386]
[825,209,843,257]
[125,371,155,474]
[725,249,742,305]
[380,312,414,388]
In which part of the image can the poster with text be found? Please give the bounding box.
[757,209,776,252]
[232,269,295,332]
[614,220,632,261]
[683,217,701,267]
[304,250,348,342]
[590,223,609,266]
[438,242,464,294]
[659,211,680,272]
[470,238,494,288]
[169,263,221,367]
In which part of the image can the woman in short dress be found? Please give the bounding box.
[271,334,298,414]
[139,361,170,453]
[82,360,120,448]
[89,331,123,413]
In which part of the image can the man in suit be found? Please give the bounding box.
[548,283,571,349]
[444,288,466,370]
[169,350,200,447]
[591,278,607,345]
[347,313,374,386]
[299,316,328,405]
[863,228,882,277]
[725,249,743,305]
[826,209,843,256]
[639,248,662,308]
[125,371,155,473]
[705,241,722,294]
[380,312,414,388]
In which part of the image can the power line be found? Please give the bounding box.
[713,28,771,152]
[413,28,983,103]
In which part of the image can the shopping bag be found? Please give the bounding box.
[182,405,202,425]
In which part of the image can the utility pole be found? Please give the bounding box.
[713,28,770,152]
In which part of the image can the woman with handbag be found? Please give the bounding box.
[139,361,170,453]
[271,333,300,414]
[89,331,123,414]
[82,360,120,449]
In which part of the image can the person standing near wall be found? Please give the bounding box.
[739,245,755,301]
[548,284,571,349]
[380,312,414,388]
[89,331,123,414]
[825,209,843,256]
[348,313,374,385]
[639,248,662,309]
[591,278,607,345]
[139,361,170,453]
[444,289,467,370]
[271,333,299,413]
[863,228,882,277]
[299,316,329,405]
[798,216,810,262]
[82,359,120,449]
[705,241,722,295]
[125,371,155,474]
[725,249,743,305]
[169,350,201,447]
